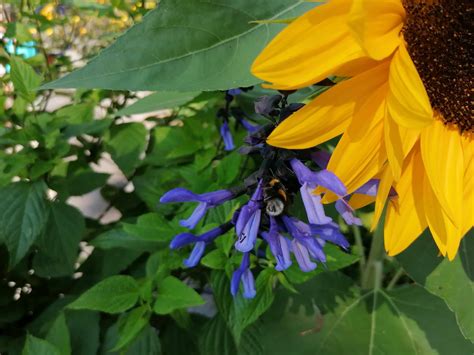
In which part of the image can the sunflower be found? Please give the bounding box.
[251,0,473,260]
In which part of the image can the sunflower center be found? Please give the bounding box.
[402,0,473,132]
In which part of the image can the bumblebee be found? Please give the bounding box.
[263,178,288,216]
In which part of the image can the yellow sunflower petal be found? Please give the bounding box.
[423,172,460,260]
[371,164,394,231]
[420,120,464,227]
[387,42,434,129]
[348,194,375,210]
[324,84,388,196]
[348,0,405,60]
[384,111,420,181]
[251,1,367,90]
[462,134,473,235]
[385,148,427,256]
[267,61,389,149]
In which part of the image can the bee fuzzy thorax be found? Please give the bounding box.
[263,178,288,217]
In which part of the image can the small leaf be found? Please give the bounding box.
[68,275,139,314]
[10,56,42,102]
[112,306,150,351]
[106,123,147,176]
[201,249,227,270]
[22,335,60,355]
[0,181,49,268]
[123,213,180,242]
[153,276,205,315]
[216,152,242,185]
[116,91,200,116]
[45,313,71,355]
[33,203,85,278]
[66,311,100,355]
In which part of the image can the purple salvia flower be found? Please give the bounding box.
[220,121,235,151]
[291,239,317,272]
[311,150,331,169]
[184,241,206,267]
[261,217,292,271]
[299,182,332,225]
[290,159,346,196]
[239,118,259,133]
[235,181,263,252]
[227,88,243,96]
[231,253,256,298]
[283,216,327,265]
[161,188,233,229]
[335,199,362,226]
[170,223,233,267]
[310,222,349,250]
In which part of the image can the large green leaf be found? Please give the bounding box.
[68,275,140,314]
[0,181,49,268]
[45,313,71,355]
[398,231,474,342]
[105,122,148,176]
[153,276,205,314]
[42,0,315,91]
[66,311,100,355]
[22,335,60,355]
[116,91,200,116]
[33,203,85,278]
[10,56,42,102]
[260,272,473,355]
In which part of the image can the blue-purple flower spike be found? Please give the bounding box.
[231,252,256,298]
[261,217,292,271]
[170,223,233,268]
[235,180,263,252]
[220,121,235,151]
[160,188,233,229]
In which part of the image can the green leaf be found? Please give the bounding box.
[91,228,163,251]
[153,276,205,315]
[106,122,147,176]
[0,181,49,268]
[216,151,242,185]
[259,272,474,354]
[123,325,162,355]
[45,313,71,355]
[68,275,140,314]
[66,311,100,355]
[22,335,60,355]
[284,244,360,284]
[398,232,474,342]
[33,203,85,278]
[229,268,275,343]
[56,103,94,124]
[112,306,150,351]
[122,213,181,242]
[42,0,315,91]
[63,118,113,138]
[10,56,42,102]
[201,249,227,270]
[199,315,237,355]
[116,91,200,116]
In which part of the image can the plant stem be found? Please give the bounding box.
[387,268,405,290]
[352,225,366,281]
[361,212,386,289]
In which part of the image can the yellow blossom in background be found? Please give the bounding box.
[39,3,55,21]
[252,0,473,260]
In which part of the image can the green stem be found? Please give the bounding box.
[387,268,405,290]
[361,212,386,289]
[352,225,366,281]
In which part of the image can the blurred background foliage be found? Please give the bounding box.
[0,1,472,354]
